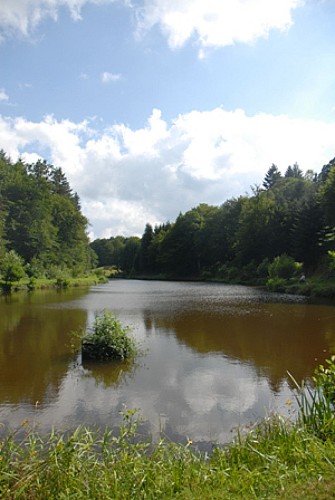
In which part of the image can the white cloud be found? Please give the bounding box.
[83,199,160,240]
[13,114,90,176]
[101,71,122,83]
[113,108,168,156]
[0,88,8,101]
[137,0,304,53]
[0,0,304,51]
[0,106,334,238]
[0,0,118,40]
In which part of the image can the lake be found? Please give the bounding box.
[1,279,335,447]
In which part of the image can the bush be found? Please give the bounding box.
[266,277,287,292]
[268,254,302,281]
[0,250,26,291]
[25,257,46,279]
[82,311,137,361]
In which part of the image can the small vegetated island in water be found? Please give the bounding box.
[81,310,137,361]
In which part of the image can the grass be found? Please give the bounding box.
[0,273,108,293]
[0,406,335,499]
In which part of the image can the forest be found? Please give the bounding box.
[1,148,335,291]
[0,150,94,287]
[91,158,335,287]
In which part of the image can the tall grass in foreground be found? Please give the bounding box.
[1,359,335,499]
[289,355,335,441]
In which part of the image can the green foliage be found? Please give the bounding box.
[291,199,324,268]
[88,155,335,283]
[256,258,270,282]
[90,235,140,274]
[313,355,335,406]
[293,380,335,440]
[263,163,281,189]
[285,162,303,178]
[0,152,91,279]
[1,409,335,499]
[82,311,137,361]
[0,146,335,287]
[319,165,335,226]
[328,251,335,273]
[289,356,335,441]
[266,277,288,292]
[268,254,302,281]
[0,250,26,289]
[25,256,46,279]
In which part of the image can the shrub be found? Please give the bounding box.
[268,254,302,281]
[0,250,26,291]
[82,311,137,361]
[25,257,46,279]
[266,277,287,292]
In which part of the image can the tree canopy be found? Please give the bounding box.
[1,149,334,284]
[0,151,92,280]
[91,158,335,281]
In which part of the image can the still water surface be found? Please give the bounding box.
[1,280,335,446]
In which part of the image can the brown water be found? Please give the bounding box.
[1,280,335,446]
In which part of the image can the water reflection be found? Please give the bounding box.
[0,288,88,405]
[82,358,137,388]
[0,281,334,446]
[149,303,335,391]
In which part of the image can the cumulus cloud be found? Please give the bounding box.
[1,106,334,239]
[0,0,303,51]
[137,0,304,53]
[5,114,90,175]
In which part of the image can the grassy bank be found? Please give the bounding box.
[120,272,335,299]
[1,410,334,499]
[0,273,108,293]
[266,277,335,299]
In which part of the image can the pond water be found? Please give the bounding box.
[1,280,335,447]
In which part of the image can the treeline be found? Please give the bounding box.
[2,147,333,287]
[91,159,335,283]
[0,150,94,283]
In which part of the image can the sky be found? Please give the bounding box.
[1,0,335,240]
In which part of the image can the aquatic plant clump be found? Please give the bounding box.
[82,311,137,361]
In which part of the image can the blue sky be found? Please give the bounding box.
[1,0,335,239]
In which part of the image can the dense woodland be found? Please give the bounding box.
[91,159,335,283]
[1,148,335,287]
[0,150,94,283]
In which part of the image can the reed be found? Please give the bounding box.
[1,408,335,499]
[288,356,335,440]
